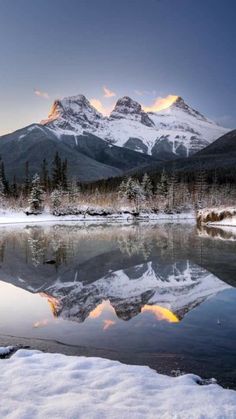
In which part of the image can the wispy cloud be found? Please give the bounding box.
[103,86,116,98]
[143,95,178,112]
[34,88,50,99]
[90,98,115,116]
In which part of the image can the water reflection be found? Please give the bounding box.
[0,223,233,324]
[0,223,236,387]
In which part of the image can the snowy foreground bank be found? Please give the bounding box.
[1,350,236,419]
[0,209,195,225]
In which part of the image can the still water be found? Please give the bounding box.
[0,222,236,388]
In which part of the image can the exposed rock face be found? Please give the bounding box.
[171,97,208,120]
[110,96,154,127]
[42,94,103,133]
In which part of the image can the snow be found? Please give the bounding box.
[0,209,195,225]
[0,346,14,356]
[42,94,229,157]
[0,349,235,418]
[198,207,236,227]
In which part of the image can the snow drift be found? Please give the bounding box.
[0,349,236,418]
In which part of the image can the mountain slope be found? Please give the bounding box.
[127,129,236,182]
[0,124,156,182]
[196,129,236,156]
[42,94,229,159]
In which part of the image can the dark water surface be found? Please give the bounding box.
[0,222,236,388]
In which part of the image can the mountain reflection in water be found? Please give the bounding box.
[0,223,236,388]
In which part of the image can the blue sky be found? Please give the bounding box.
[0,0,235,134]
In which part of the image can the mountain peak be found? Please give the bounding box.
[41,94,103,133]
[170,96,208,121]
[110,96,154,127]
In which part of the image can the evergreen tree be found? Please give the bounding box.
[0,161,9,195]
[195,165,207,209]
[167,169,178,210]
[24,161,31,196]
[156,170,168,197]
[52,152,62,189]
[141,173,153,199]
[0,171,5,204]
[50,189,62,211]
[11,175,18,198]
[41,158,50,191]
[61,159,68,190]
[131,180,145,211]
[119,177,145,210]
[27,174,44,214]
[118,177,129,199]
[68,180,79,203]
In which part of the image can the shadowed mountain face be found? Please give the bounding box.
[0,125,157,182]
[136,129,236,179]
[0,223,234,324]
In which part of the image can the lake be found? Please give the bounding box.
[0,222,236,389]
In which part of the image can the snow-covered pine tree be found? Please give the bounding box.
[68,180,80,204]
[141,173,153,200]
[118,177,129,199]
[119,176,145,210]
[27,173,44,214]
[50,189,62,213]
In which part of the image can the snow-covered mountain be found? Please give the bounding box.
[42,94,229,159]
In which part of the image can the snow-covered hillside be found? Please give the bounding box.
[42,94,229,158]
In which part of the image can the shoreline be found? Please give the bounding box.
[0,210,196,226]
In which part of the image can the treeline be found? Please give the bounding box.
[0,152,76,198]
[80,167,236,211]
[0,152,235,213]
[81,165,236,195]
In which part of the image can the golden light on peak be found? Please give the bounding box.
[141,304,179,323]
[143,95,179,113]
